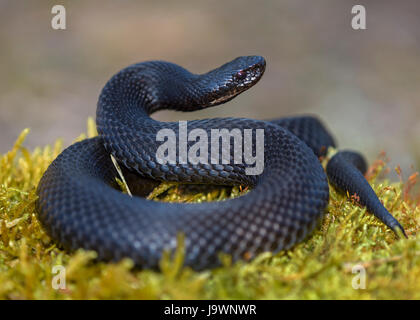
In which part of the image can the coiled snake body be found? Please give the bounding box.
[36,56,405,270]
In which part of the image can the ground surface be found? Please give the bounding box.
[0,122,419,300]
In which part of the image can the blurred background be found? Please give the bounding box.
[0,0,419,179]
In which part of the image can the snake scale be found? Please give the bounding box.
[36,56,405,270]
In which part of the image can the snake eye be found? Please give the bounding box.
[235,70,247,80]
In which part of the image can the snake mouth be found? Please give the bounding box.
[208,90,243,106]
[237,62,266,87]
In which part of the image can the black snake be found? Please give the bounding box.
[36,56,405,270]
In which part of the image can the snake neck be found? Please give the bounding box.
[97,61,224,124]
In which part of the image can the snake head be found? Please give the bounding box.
[200,55,266,107]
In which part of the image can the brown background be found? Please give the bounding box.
[1,0,419,178]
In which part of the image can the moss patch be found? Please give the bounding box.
[0,119,419,299]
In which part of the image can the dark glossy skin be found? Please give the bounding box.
[36,56,405,270]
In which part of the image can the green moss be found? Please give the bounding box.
[0,118,419,299]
